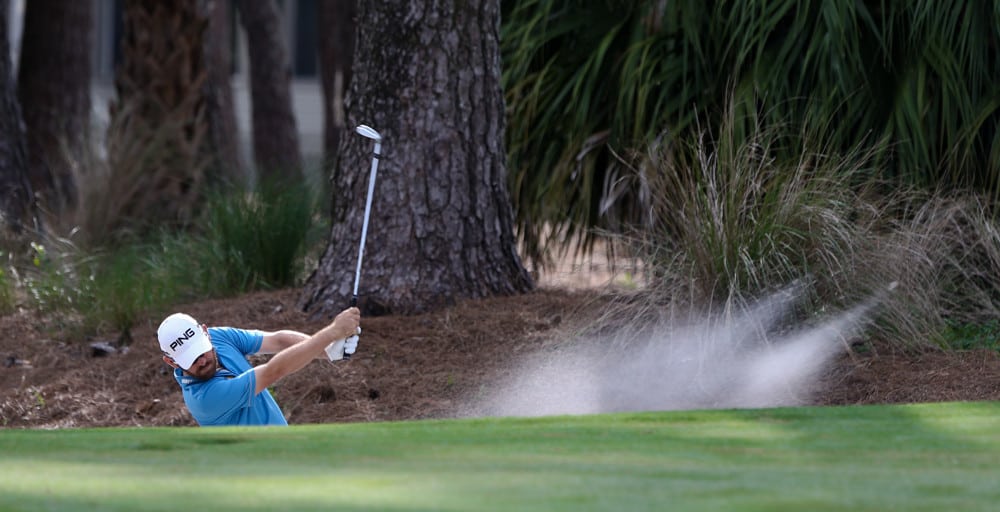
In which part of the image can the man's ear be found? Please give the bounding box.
[162,355,180,369]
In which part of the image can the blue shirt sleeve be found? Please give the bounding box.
[208,326,265,356]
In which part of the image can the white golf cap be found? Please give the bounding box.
[157,313,213,370]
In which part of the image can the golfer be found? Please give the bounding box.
[157,307,361,426]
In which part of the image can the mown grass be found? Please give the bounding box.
[1,402,998,511]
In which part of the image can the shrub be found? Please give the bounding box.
[201,180,318,294]
[626,103,1000,350]
[18,239,86,317]
[76,243,183,345]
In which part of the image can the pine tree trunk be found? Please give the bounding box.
[317,0,355,170]
[299,0,533,317]
[16,0,92,215]
[0,0,37,232]
[235,0,302,184]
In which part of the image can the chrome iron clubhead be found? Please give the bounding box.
[355,124,382,142]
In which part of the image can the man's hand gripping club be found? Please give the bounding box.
[325,298,361,362]
[325,326,360,361]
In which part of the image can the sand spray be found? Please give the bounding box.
[462,282,895,417]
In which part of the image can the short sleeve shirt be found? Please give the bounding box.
[174,327,288,426]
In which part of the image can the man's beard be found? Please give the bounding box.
[186,350,219,380]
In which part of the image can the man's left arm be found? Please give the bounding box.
[259,330,327,359]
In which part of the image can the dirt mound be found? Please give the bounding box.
[2,287,998,428]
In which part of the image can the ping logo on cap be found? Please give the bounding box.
[169,327,198,351]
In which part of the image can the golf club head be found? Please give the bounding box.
[355,124,382,142]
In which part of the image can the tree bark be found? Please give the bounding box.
[0,0,37,233]
[235,0,302,184]
[16,0,92,216]
[299,0,533,317]
[200,0,245,186]
[100,0,209,243]
[317,0,355,171]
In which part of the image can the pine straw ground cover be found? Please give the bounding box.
[1,286,999,429]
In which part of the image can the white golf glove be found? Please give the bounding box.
[325,327,361,362]
[344,329,360,356]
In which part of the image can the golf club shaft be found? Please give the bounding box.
[353,140,381,306]
[340,125,382,361]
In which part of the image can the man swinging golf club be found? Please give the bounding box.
[158,307,360,426]
[157,123,382,426]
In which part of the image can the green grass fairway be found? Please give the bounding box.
[1,402,998,511]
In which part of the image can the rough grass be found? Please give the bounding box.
[623,103,1000,351]
[0,175,324,345]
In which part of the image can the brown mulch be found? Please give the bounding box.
[1,286,998,429]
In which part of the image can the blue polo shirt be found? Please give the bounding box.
[174,326,288,426]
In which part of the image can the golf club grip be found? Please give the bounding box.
[343,296,358,360]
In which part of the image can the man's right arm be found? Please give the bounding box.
[253,307,360,394]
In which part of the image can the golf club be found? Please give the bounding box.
[351,124,383,307]
[326,124,383,362]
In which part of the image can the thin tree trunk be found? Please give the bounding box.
[300,0,533,317]
[200,0,245,186]
[317,0,355,171]
[0,0,37,233]
[235,0,302,184]
[17,0,92,216]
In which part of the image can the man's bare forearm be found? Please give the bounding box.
[269,325,340,369]
[259,331,329,359]
[254,309,360,393]
[259,330,308,354]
